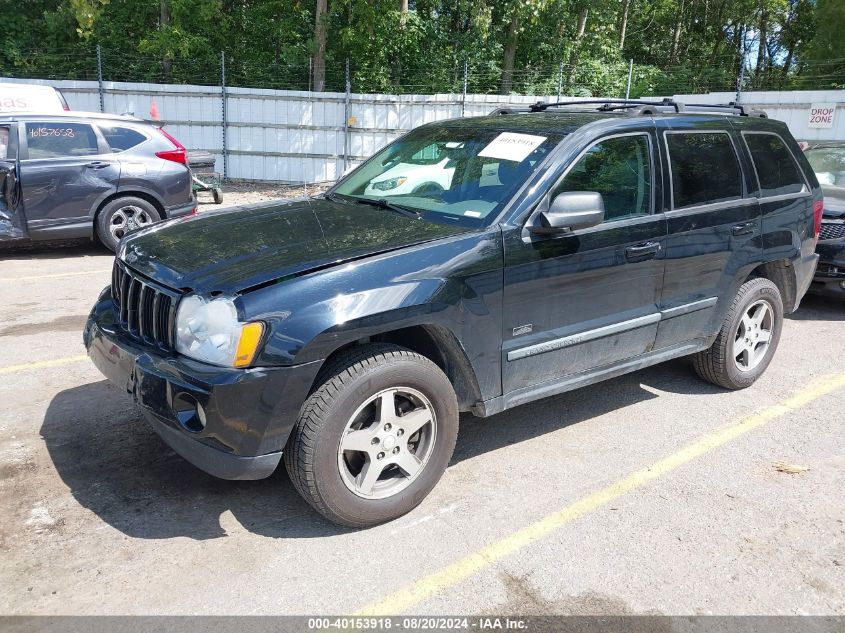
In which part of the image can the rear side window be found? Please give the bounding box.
[25,122,99,158]
[666,132,742,208]
[99,125,147,153]
[554,134,652,221]
[743,133,805,197]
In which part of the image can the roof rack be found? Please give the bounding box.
[491,98,767,118]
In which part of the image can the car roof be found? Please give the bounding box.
[0,82,61,92]
[0,110,148,124]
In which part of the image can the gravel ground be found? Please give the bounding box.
[0,206,844,618]
[197,180,332,209]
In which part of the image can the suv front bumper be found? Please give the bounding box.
[83,291,323,480]
[809,239,845,299]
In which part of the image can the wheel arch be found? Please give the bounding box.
[93,190,166,223]
[745,258,798,313]
[312,325,484,413]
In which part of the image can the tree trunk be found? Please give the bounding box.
[669,0,684,64]
[160,1,172,80]
[754,6,768,88]
[499,12,520,95]
[312,0,327,92]
[618,0,630,50]
[566,6,589,88]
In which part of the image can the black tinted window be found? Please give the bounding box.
[99,125,147,152]
[26,122,99,158]
[744,133,805,197]
[554,134,652,221]
[666,132,742,208]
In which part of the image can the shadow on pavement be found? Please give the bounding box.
[42,358,717,541]
[0,240,108,260]
[787,293,845,321]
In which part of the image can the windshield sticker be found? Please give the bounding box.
[478,132,547,162]
[464,210,482,218]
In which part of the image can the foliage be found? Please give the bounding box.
[0,0,836,95]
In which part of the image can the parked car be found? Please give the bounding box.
[801,141,845,298]
[0,82,70,114]
[85,100,821,527]
[0,111,195,251]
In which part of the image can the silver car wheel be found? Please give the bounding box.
[733,299,774,372]
[109,205,154,241]
[337,387,437,500]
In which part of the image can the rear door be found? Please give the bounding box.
[18,120,120,235]
[502,128,666,397]
[655,120,761,350]
[0,121,25,239]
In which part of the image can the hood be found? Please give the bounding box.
[120,198,473,294]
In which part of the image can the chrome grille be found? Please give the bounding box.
[819,222,845,241]
[111,260,180,350]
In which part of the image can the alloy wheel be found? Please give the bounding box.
[337,387,437,500]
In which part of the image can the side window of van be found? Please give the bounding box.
[666,132,742,208]
[743,133,805,197]
[25,122,99,159]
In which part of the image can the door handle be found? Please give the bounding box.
[625,241,661,262]
[731,221,757,236]
[83,161,110,169]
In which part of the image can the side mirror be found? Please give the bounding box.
[530,191,605,234]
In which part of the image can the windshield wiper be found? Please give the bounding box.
[353,197,422,219]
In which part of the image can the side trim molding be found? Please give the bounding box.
[507,297,718,362]
[660,297,718,319]
[507,313,661,362]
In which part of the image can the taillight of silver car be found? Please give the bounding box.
[155,127,188,165]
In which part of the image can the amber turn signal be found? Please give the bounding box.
[233,322,265,368]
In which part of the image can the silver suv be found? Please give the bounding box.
[0,111,195,251]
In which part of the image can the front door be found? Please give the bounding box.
[19,120,120,234]
[0,122,24,240]
[502,130,666,396]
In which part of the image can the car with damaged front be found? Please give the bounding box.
[85,101,822,527]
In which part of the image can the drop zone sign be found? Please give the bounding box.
[808,103,836,129]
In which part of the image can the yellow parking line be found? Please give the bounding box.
[355,373,845,616]
[0,354,89,375]
[0,269,111,282]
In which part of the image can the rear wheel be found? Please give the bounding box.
[693,278,783,389]
[284,344,459,527]
[96,196,161,251]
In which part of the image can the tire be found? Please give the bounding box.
[693,277,783,390]
[212,188,223,204]
[284,344,459,528]
[96,196,162,252]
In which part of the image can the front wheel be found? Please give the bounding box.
[693,277,783,390]
[284,344,459,527]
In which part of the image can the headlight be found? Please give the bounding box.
[371,177,407,191]
[175,295,264,367]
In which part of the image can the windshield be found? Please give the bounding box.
[805,147,845,198]
[332,125,563,226]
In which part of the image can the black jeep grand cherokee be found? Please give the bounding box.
[85,100,822,527]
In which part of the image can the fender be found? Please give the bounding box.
[241,228,505,402]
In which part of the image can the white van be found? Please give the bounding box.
[0,82,70,113]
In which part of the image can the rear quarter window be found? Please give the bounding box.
[98,125,147,153]
[743,133,806,197]
[25,122,99,158]
[666,131,743,208]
